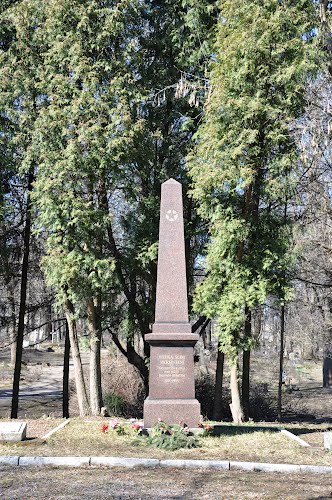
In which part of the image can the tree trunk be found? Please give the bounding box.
[64,300,90,416]
[253,306,262,340]
[242,349,250,421]
[127,340,149,394]
[110,331,149,394]
[9,287,17,366]
[205,321,212,350]
[10,330,17,367]
[106,219,151,358]
[11,168,34,419]
[45,301,53,340]
[87,298,103,416]
[213,346,224,421]
[199,318,210,350]
[277,304,285,421]
[229,360,244,424]
[323,356,332,388]
[242,307,251,421]
[63,320,70,419]
[101,185,151,381]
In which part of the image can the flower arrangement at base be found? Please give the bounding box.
[101,423,109,433]
[100,418,144,437]
[131,421,144,435]
[198,422,214,437]
[109,417,126,435]
[147,420,200,450]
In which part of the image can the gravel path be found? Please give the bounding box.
[0,350,90,418]
[0,363,65,418]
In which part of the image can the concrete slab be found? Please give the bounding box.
[90,457,159,467]
[253,462,301,473]
[230,461,256,471]
[0,422,27,442]
[280,429,311,447]
[19,456,90,467]
[0,456,19,466]
[160,459,229,469]
[324,432,332,450]
[0,455,331,473]
[300,464,332,474]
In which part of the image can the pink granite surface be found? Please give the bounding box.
[144,179,201,427]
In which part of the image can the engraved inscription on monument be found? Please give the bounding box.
[158,354,186,383]
[148,346,196,400]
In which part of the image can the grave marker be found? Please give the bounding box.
[0,422,27,441]
[324,432,332,450]
[143,179,201,427]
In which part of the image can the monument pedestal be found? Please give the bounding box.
[144,398,201,428]
[144,329,201,428]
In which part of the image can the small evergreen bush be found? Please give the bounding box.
[147,421,200,450]
[104,392,126,416]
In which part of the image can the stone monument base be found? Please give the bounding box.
[143,398,201,428]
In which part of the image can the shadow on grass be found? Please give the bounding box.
[211,424,330,437]
[2,438,47,447]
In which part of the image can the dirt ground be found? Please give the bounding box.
[1,349,332,498]
[1,347,332,422]
[0,347,88,418]
[1,466,332,500]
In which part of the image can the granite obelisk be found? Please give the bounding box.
[143,178,201,427]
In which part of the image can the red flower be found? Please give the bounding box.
[101,423,108,433]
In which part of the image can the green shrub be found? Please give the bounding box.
[195,374,216,419]
[101,355,145,418]
[104,393,126,416]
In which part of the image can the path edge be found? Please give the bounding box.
[0,456,332,473]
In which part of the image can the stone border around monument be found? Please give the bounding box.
[1,455,332,473]
[90,457,159,467]
[0,456,19,466]
[159,459,229,469]
[19,456,90,467]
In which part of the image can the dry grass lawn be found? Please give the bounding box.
[1,466,332,499]
[0,419,331,467]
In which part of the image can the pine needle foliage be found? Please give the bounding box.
[147,421,200,450]
[189,0,319,360]
[31,0,141,306]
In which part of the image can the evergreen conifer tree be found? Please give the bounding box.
[189,0,318,422]
[31,0,144,415]
[0,0,47,417]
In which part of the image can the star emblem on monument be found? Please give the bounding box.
[166,209,178,222]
